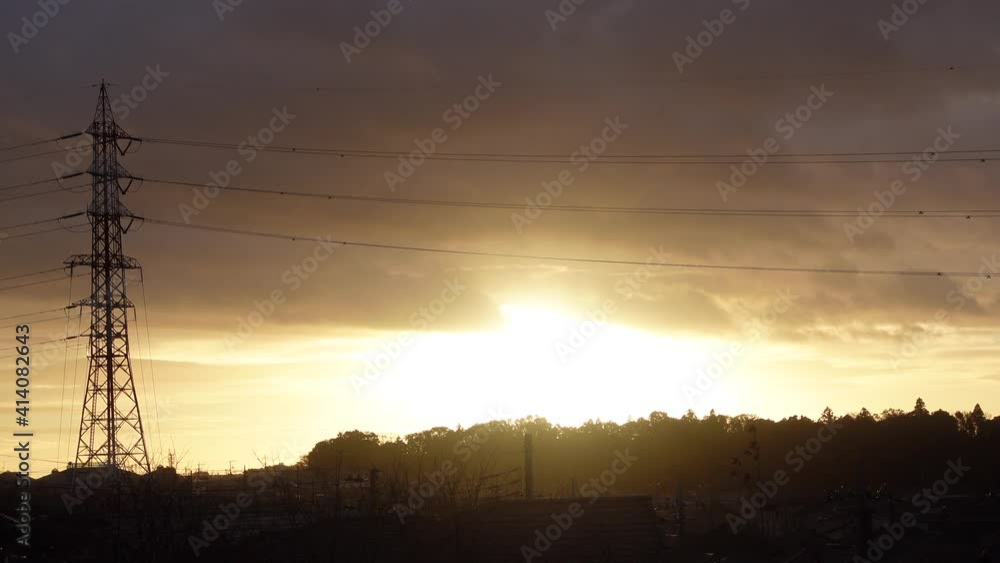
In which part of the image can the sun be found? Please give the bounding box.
[499,303,577,342]
[357,301,733,430]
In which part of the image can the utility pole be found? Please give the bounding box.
[676,481,686,540]
[369,467,380,516]
[335,450,345,518]
[66,81,150,473]
[523,433,534,500]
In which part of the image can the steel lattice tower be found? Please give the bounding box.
[65,82,150,473]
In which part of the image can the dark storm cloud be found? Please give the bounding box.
[1,0,999,346]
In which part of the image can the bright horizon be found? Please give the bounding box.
[14,294,997,473]
[2,0,999,475]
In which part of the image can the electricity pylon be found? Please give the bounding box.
[65,81,150,473]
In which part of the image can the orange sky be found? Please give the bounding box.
[1,0,999,471]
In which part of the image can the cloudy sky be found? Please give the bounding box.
[1,0,999,470]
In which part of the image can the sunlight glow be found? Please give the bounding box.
[363,302,727,429]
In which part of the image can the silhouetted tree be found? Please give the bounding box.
[820,407,836,424]
[857,408,875,424]
[969,404,987,437]
[295,402,998,510]
[881,408,905,420]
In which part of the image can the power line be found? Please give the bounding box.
[143,178,1000,218]
[132,294,155,466]
[0,306,76,323]
[136,216,995,279]
[658,62,1000,84]
[0,453,68,465]
[0,183,89,204]
[1,217,89,241]
[66,312,84,464]
[0,334,83,362]
[0,132,83,153]
[0,173,84,193]
[0,271,86,293]
[0,212,86,233]
[138,136,1000,165]
[0,267,67,283]
[175,63,1000,92]
[0,316,66,330]
[1,223,87,241]
[0,278,71,293]
[137,275,164,460]
[57,272,76,466]
[0,147,88,166]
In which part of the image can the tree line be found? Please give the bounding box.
[304,399,998,512]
